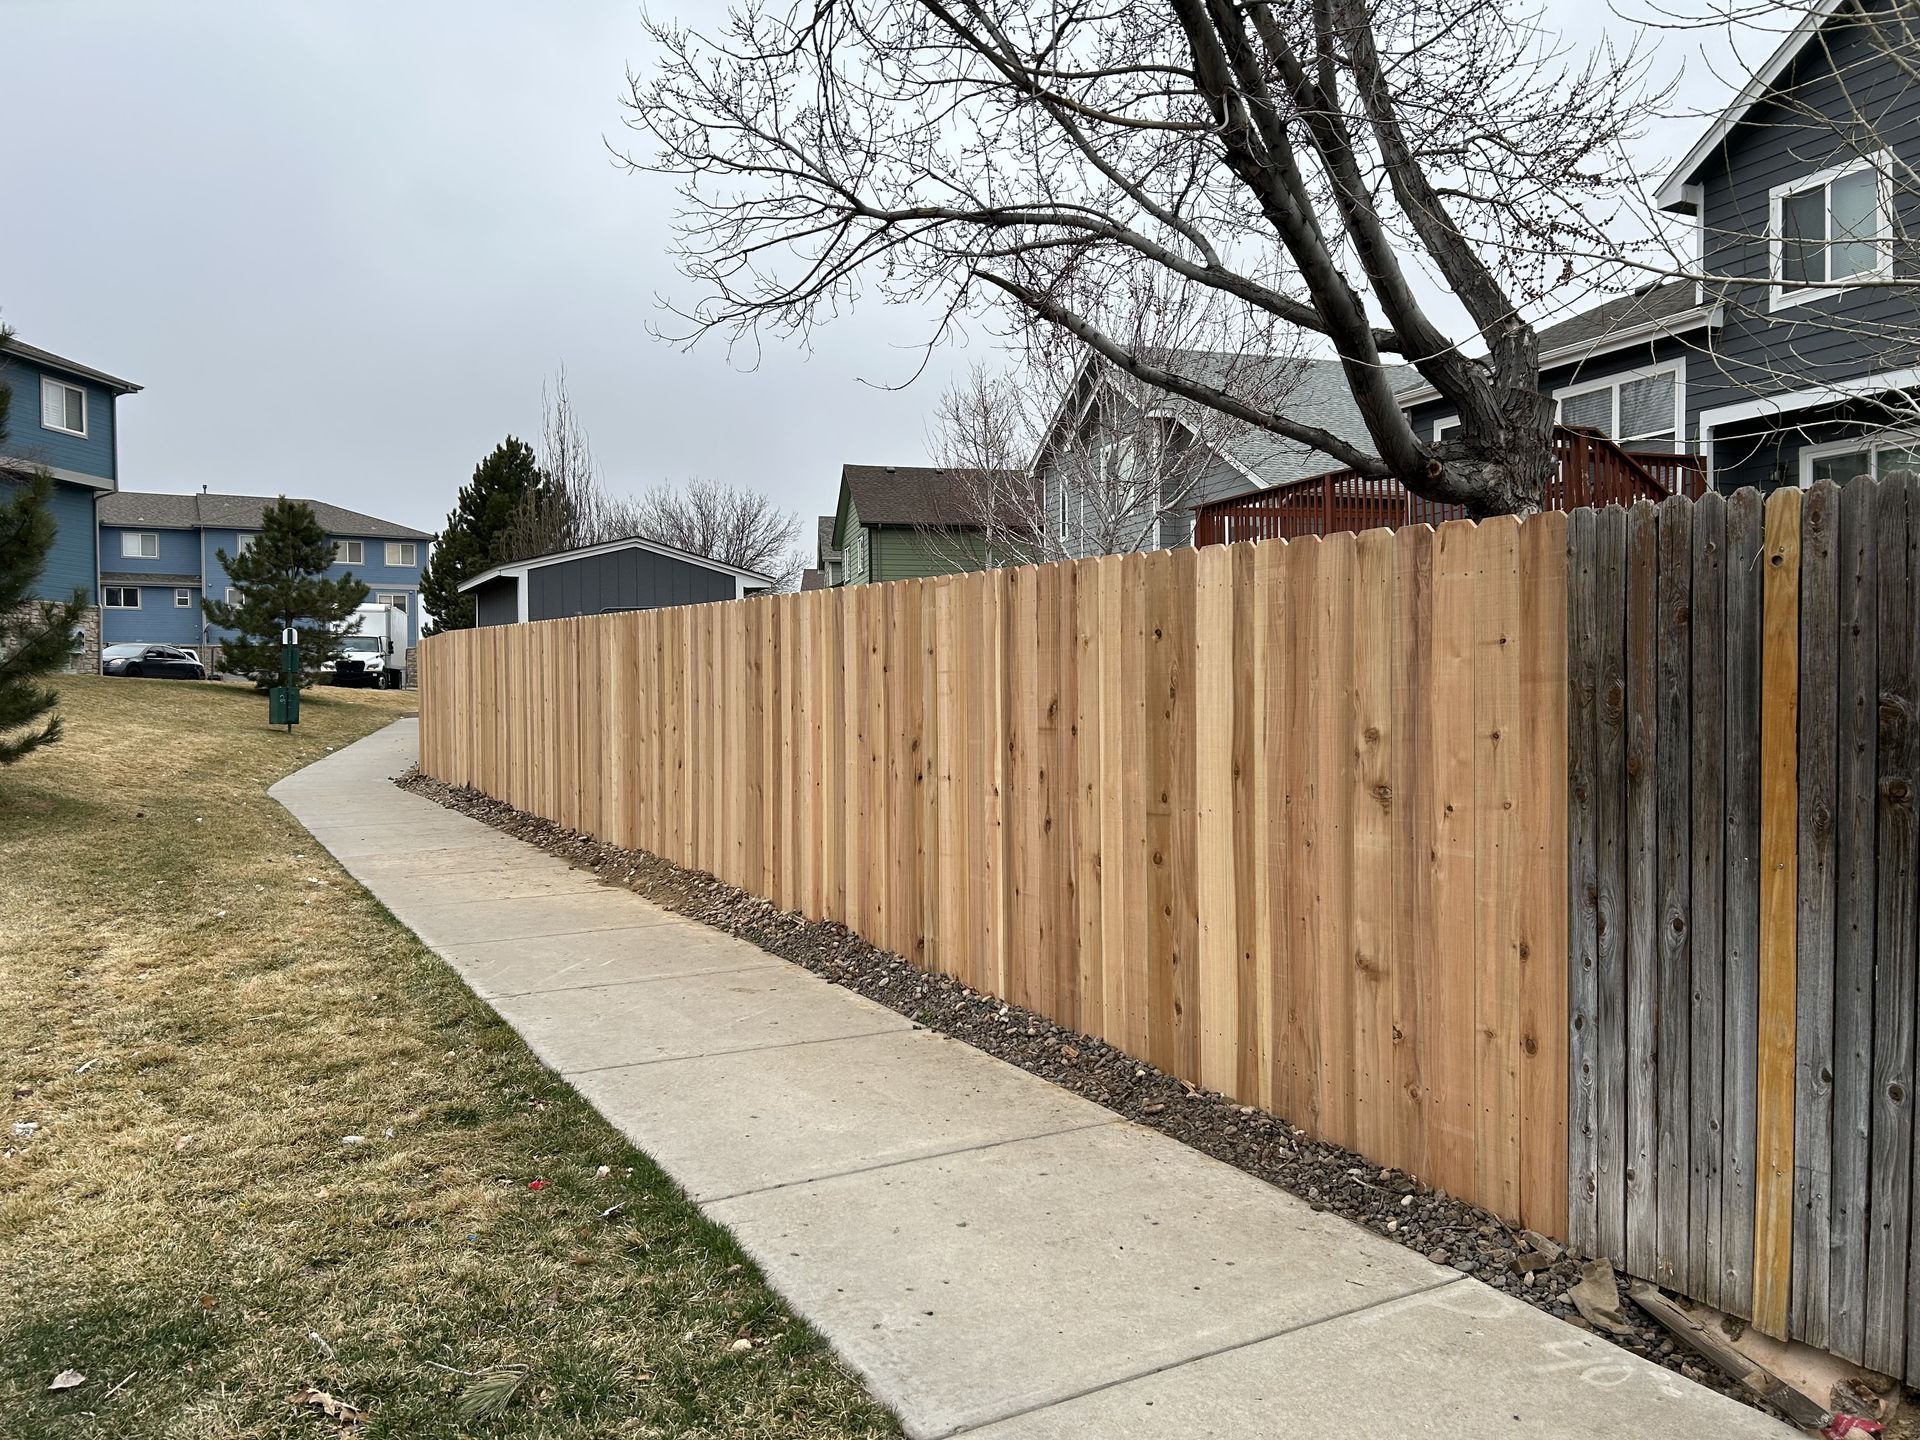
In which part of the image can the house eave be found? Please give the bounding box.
[1652,0,1846,210]
[0,339,143,395]
[0,455,117,491]
[1393,305,1722,409]
[456,533,773,595]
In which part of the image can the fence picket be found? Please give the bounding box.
[1868,476,1917,1374]
[1793,479,1839,1346]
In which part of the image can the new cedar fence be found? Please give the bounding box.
[420,520,1573,1238]
[418,475,1920,1384]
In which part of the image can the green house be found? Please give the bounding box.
[827,463,1030,585]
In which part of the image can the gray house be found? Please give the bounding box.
[458,535,773,627]
[1035,352,1404,557]
[1402,0,1919,492]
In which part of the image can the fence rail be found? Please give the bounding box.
[420,517,1572,1237]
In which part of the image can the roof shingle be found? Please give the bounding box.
[839,464,1030,530]
[98,491,431,541]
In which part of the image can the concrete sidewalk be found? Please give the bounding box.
[273,720,1793,1440]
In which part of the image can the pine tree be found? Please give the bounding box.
[0,326,87,766]
[419,436,544,632]
[200,499,368,688]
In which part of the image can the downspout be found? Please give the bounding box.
[91,489,103,673]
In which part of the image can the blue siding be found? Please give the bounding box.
[0,356,118,485]
[201,528,426,646]
[102,586,202,646]
[101,524,200,574]
[3,476,99,605]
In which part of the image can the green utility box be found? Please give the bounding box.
[269,685,301,727]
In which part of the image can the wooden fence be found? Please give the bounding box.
[419,480,1920,1382]
[419,516,1571,1237]
[1568,476,1920,1379]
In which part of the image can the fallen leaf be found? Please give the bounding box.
[527,1179,546,1191]
[1567,1257,1636,1337]
[48,1369,85,1391]
[288,1387,368,1425]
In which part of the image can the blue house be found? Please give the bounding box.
[95,491,432,657]
[0,338,142,671]
[1397,0,1920,493]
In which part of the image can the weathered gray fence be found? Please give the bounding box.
[1569,476,1920,1381]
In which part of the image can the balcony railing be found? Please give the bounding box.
[1192,426,1707,546]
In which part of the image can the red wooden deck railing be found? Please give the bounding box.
[1192,426,1707,546]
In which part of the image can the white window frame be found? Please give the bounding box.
[224,588,238,605]
[1768,151,1893,312]
[103,586,140,609]
[232,532,257,556]
[40,377,87,437]
[337,539,365,566]
[1552,360,1687,450]
[174,588,192,608]
[121,531,160,559]
[384,541,418,566]
[1798,429,1920,487]
[374,591,409,611]
[1433,415,1462,442]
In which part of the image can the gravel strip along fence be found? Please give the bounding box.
[397,765,1788,1424]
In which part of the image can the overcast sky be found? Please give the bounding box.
[4,1,1751,543]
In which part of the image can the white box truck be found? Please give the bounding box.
[323,603,408,688]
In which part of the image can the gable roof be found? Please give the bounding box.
[98,490,432,540]
[817,515,841,563]
[1037,352,1406,494]
[1166,354,1408,489]
[0,338,143,394]
[1653,0,1850,209]
[457,533,773,594]
[834,464,1030,543]
[1393,279,1718,408]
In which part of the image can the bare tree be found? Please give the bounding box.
[925,270,1314,560]
[626,478,806,587]
[501,367,614,559]
[624,0,1650,515]
[926,350,1301,562]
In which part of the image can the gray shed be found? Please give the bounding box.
[458,535,773,626]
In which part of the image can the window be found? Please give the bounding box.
[40,378,86,436]
[225,588,238,604]
[1770,154,1890,309]
[104,586,140,609]
[1554,363,1683,450]
[1801,432,1920,487]
[1434,417,1462,442]
[336,540,365,566]
[384,541,418,566]
[375,592,408,612]
[121,531,160,559]
[174,588,192,608]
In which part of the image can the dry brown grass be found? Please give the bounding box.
[0,677,897,1440]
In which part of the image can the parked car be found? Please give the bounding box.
[101,643,207,681]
